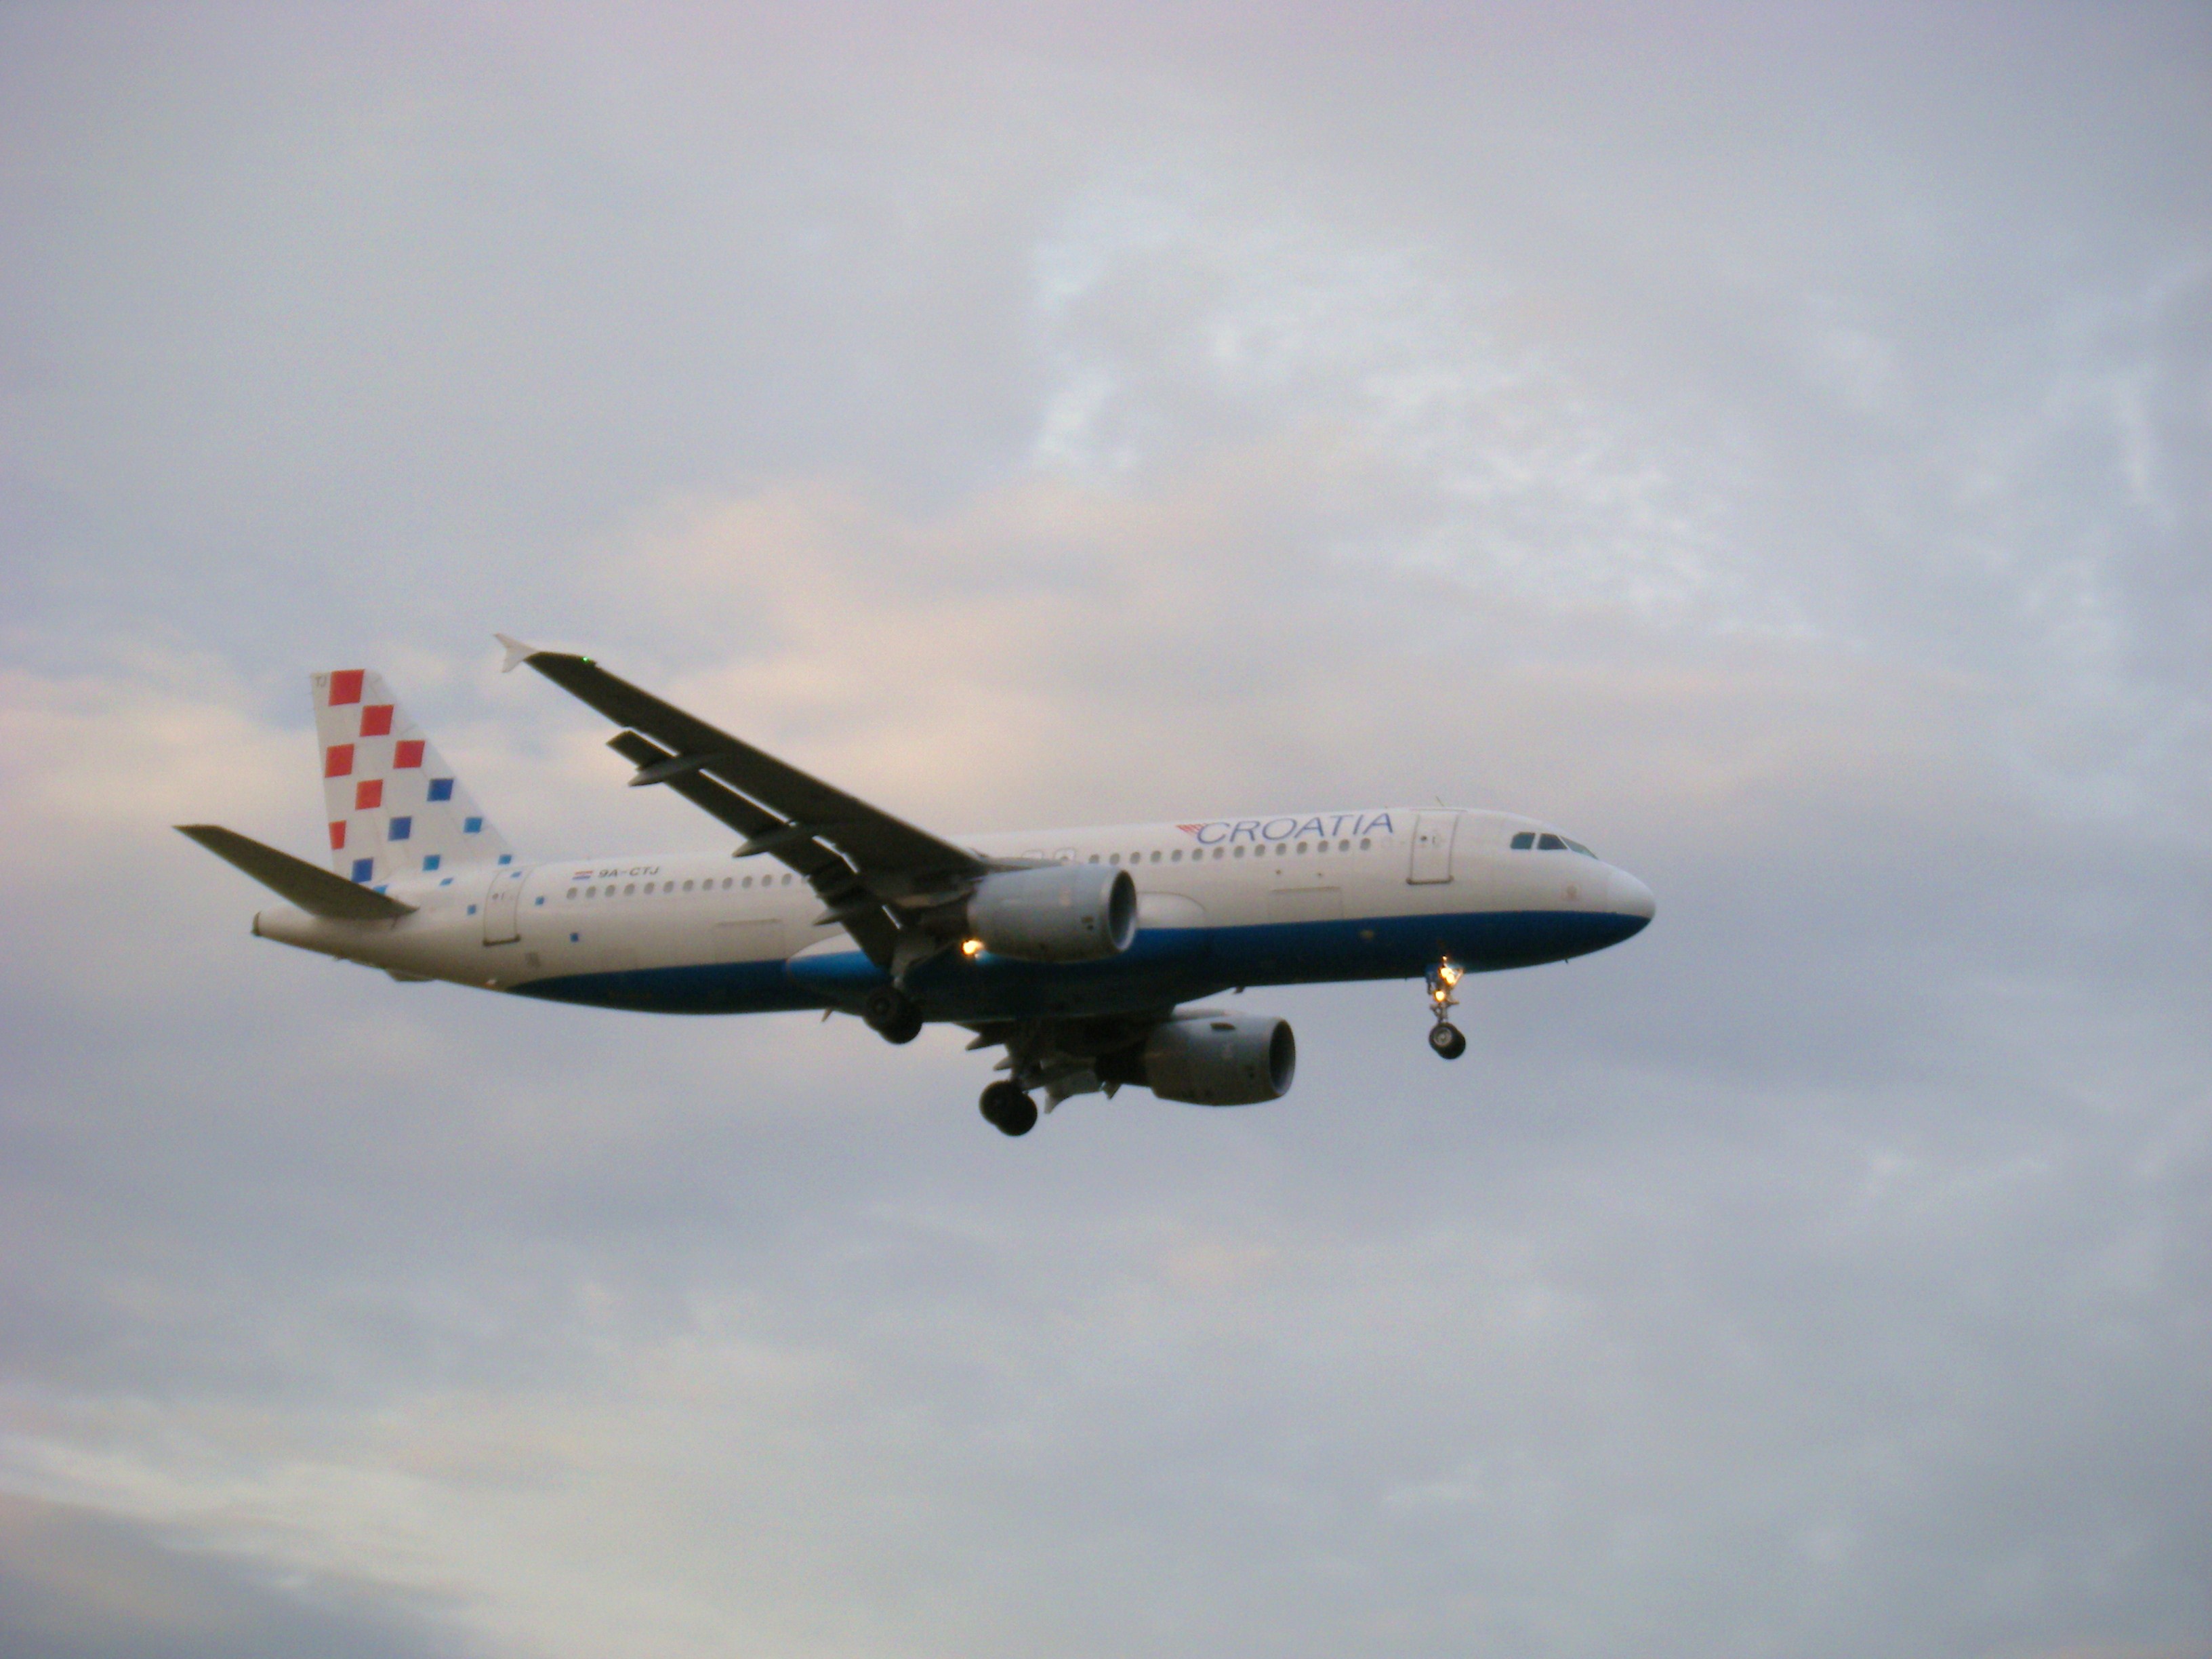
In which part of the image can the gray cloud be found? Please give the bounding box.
[0,1493,467,1659]
[2,4,2207,1657]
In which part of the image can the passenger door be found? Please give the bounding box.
[1407,812,1458,884]
[482,865,527,945]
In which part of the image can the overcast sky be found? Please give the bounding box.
[3,5,2208,1657]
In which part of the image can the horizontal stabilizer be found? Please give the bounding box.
[176,825,416,920]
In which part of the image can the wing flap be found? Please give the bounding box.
[604,728,902,968]
[520,650,981,885]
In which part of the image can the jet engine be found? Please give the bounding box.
[1140,1011,1296,1106]
[967,864,1137,963]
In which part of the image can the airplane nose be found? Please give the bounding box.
[1608,867,1656,924]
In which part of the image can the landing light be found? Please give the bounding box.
[1438,962,1462,987]
[962,938,984,958]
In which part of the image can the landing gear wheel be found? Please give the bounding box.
[979,1080,1038,1136]
[863,986,924,1046]
[1424,957,1467,1061]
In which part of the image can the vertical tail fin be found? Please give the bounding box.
[312,669,514,883]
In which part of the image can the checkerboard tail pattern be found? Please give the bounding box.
[312,669,514,882]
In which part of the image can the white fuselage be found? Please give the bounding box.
[253,806,1655,1021]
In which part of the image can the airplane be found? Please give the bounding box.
[179,638,1656,1136]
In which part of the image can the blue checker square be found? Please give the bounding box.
[464,816,483,834]
[497,853,512,865]
[351,857,374,882]
[387,816,412,841]
[422,854,441,872]
[427,777,454,802]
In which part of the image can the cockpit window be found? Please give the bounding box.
[1513,830,1599,855]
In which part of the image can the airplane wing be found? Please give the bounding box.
[501,639,988,967]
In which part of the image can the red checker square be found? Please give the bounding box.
[392,739,425,769]
[354,779,384,811]
[329,670,365,705]
[329,820,347,850]
[359,704,394,737]
[325,743,354,778]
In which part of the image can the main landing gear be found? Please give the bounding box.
[863,985,923,1046]
[1426,957,1467,1061]
[979,1080,1039,1137]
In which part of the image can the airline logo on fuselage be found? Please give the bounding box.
[1174,811,1396,846]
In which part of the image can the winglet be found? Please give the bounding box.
[495,633,539,674]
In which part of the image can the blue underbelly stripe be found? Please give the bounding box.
[507,908,1649,1017]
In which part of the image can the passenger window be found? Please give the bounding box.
[1296,841,1307,854]
[566,887,577,899]
[625,882,636,895]
[1109,853,1121,865]
[1538,834,1565,851]
[722,878,733,890]
[1172,849,1183,862]
[1233,846,1245,858]
[1511,832,1536,850]
[1150,851,1161,863]
[585,886,596,898]
[1088,854,1100,863]
[1359,838,1371,851]
[741,876,752,888]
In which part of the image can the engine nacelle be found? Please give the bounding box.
[967,864,1137,963]
[1142,1012,1296,1106]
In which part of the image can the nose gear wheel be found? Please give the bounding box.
[1425,957,1467,1061]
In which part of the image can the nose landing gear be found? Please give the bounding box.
[1426,958,1467,1060]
